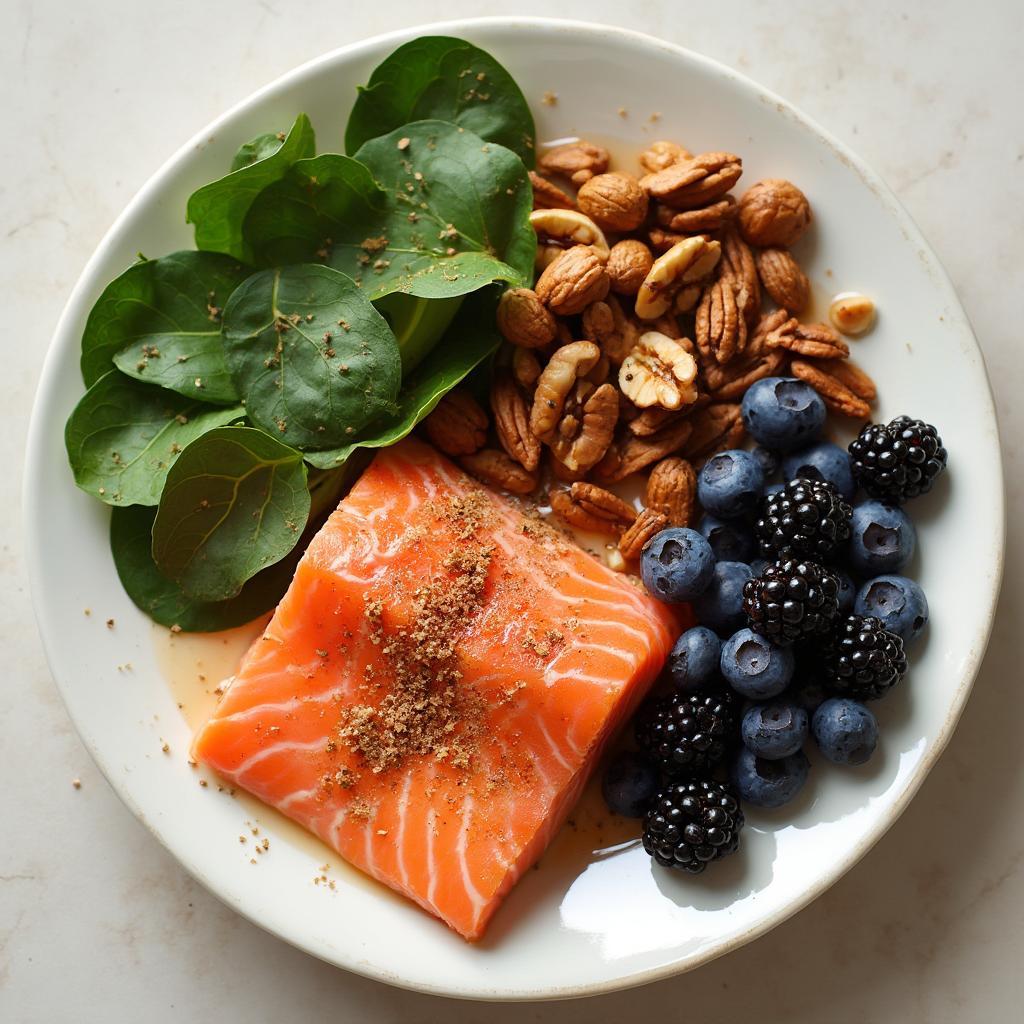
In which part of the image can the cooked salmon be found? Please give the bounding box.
[192,438,678,940]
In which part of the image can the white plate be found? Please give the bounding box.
[25,17,1004,1001]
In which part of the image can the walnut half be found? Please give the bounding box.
[619,332,699,411]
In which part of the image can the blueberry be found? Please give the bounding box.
[782,442,856,501]
[848,500,916,574]
[835,569,856,614]
[641,528,716,603]
[765,480,786,497]
[753,446,781,479]
[741,701,808,759]
[741,377,827,452]
[667,626,722,692]
[789,678,829,714]
[698,514,756,562]
[855,574,929,645]
[731,747,810,808]
[602,751,660,817]
[692,561,752,635]
[720,627,795,699]
[749,557,771,578]
[697,450,765,519]
[812,698,879,766]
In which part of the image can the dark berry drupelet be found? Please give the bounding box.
[820,614,908,700]
[848,416,947,504]
[642,779,744,872]
[743,558,841,646]
[754,477,852,561]
[635,691,736,778]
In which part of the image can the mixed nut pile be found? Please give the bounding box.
[422,136,878,558]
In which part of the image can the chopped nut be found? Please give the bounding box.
[530,341,602,440]
[529,170,575,211]
[529,209,610,268]
[635,237,721,320]
[619,331,699,410]
[695,277,748,365]
[766,318,848,359]
[535,246,610,316]
[538,140,610,186]
[582,295,641,365]
[829,292,876,335]
[641,152,743,210]
[639,140,692,173]
[720,226,761,327]
[619,507,668,560]
[680,403,743,459]
[605,240,654,296]
[790,358,875,418]
[496,287,558,349]
[577,173,649,232]
[655,195,736,233]
[491,373,541,472]
[737,178,812,247]
[646,457,697,527]
[423,390,488,456]
[460,449,538,494]
[549,382,620,472]
[593,417,694,482]
[755,247,810,314]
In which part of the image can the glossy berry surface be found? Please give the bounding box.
[741,700,809,759]
[640,527,716,603]
[697,449,765,519]
[848,416,947,504]
[741,377,827,452]
[692,561,753,635]
[642,780,744,872]
[854,574,929,645]
[848,500,916,575]
[782,441,856,501]
[635,691,736,778]
[820,614,907,700]
[720,628,795,700]
[754,477,852,561]
[742,558,841,646]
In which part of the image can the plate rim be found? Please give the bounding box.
[23,16,1006,1001]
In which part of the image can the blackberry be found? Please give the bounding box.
[848,416,947,504]
[754,477,852,560]
[635,691,736,778]
[820,614,907,700]
[743,558,840,646]
[642,779,744,872]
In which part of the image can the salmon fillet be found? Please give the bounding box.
[193,438,678,940]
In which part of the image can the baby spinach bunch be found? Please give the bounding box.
[64,37,537,630]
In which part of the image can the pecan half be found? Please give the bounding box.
[619,331,699,410]
[655,195,736,234]
[512,346,544,392]
[680,403,743,459]
[496,287,558,349]
[460,449,537,494]
[825,357,877,401]
[747,308,792,357]
[550,488,616,534]
[720,226,761,328]
[593,417,694,483]
[704,349,787,400]
[555,482,639,534]
[581,295,641,365]
[529,170,575,211]
[531,341,601,439]
[530,209,610,269]
[627,406,679,436]
[577,173,649,232]
[647,227,687,254]
[635,237,721,320]
[618,508,668,561]
[766,318,849,359]
[538,140,610,186]
[641,152,743,210]
[606,239,654,296]
[695,277,748,365]
[550,382,620,472]
[639,140,692,173]
[535,245,611,315]
[491,373,541,472]
[646,457,697,527]
[755,248,809,314]
[737,179,812,247]
[423,389,488,456]
[790,358,875,418]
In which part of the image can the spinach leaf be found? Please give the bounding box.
[303,289,500,469]
[187,113,315,262]
[231,130,286,171]
[151,426,310,602]
[65,371,242,506]
[345,36,535,166]
[243,121,535,299]
[111,504,299,631]
[374,292,462,373]
[80,250,249,397]
[221,264,401,450]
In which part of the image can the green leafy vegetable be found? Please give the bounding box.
[374,292,463,373]
[152,426,310,602]
[304,289,500,468]
[243,121,535,299]
[231,131,287,171]
[345,36,535,166]
[221,264,401,450]
[187,113,315,262]
[65,371,242,506]
[81,250,249,396]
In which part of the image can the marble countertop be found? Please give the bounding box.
[3,1,1021,1020]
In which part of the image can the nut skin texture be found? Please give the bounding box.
[550,382,620,472]
[619,507,669,561]
[720,227,761,328]
[755,248,810,313]
[538,140,610,186]
[535,245,611,316]
[512,346,544,392]
[594,417,694,483]
[790,359,873,418]
[530,341,602,440]
[460,449,537,495]
[549,488,621,534]
[640,140,692,173]
[680,403,743,460]
[646,457,698,527]
[640,152,743,210]
[606,240,654,296]
[619,332,699,410]
[422,389,488,456]
[655,196,736,234]
[577,173,649,232]
[582,295,642,366]
[766,318,848,360]
[738,179,812,247]
[491,373,541,472]
[528,170,575,211]
[695,277,748,366]
[496,288,558,349]
[636,237,721,320]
